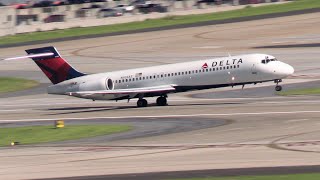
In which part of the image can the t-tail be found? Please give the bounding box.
[25,46,86,84]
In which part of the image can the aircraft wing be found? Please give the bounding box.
[68,85,176,97]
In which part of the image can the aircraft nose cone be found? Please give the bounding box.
[285,64,294,76]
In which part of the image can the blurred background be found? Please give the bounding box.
[0,0,285,37]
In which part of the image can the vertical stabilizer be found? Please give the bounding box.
[26,46,85,84]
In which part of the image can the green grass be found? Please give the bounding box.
[170,173,320,180]
[0,0,319,46]
[0,77,38,94]
[277,87,320,96]
[0,124,132,146]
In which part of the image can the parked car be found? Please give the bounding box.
[81,4,103,9]
[137,3,168,14]
[113,4,135,14]
[97,8,123,18]
[90,0,106,2]
[13,3,29,9]
[52,0,67,6]
[44,14,65,23]
[195,0,222,6]
[129,0,152,7]
[67,0,90,4]
[32,0,54,7]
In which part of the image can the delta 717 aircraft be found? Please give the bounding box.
[3,46,294,107]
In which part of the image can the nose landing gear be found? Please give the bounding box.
[274,79,282,91]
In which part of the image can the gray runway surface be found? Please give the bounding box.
[39,165,320,180]
[0,12,319,180]
[193,80,320,99]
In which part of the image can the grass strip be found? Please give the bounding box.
[0,124,132,146]
[277,87,320,96]
[0,0,319,46]
[170,173,320,180]
[0,77,38,94]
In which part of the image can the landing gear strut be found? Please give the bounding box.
[137,98,148,107]
[156,96,167,106]
[274,79,282,91]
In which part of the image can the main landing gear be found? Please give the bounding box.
[136,96,168,107]
[137,98,148,107]
[156,96,167,106]
[274,79,282,91]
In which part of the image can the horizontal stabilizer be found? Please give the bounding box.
[1,52,54,61]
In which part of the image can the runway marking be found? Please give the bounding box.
[286,119,309,123]
[0,98,319,108]
[1,110,320,123]
[215,127,250,133]
[192,46,223,49]
[284,125,300,130]
[0,109,27,112]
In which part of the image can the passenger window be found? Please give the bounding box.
[220,67,222,70]
[227,66,229,69]
[213,68,215,71]
[237,65,240,68]
[262,60,266,64]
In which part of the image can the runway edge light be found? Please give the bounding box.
[55,120,65,128]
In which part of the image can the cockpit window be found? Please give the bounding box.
[262,58,277,64]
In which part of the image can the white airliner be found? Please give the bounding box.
[3,46,294,107]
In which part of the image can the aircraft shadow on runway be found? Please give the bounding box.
[46,102,244,115]
[46,106,137,115]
